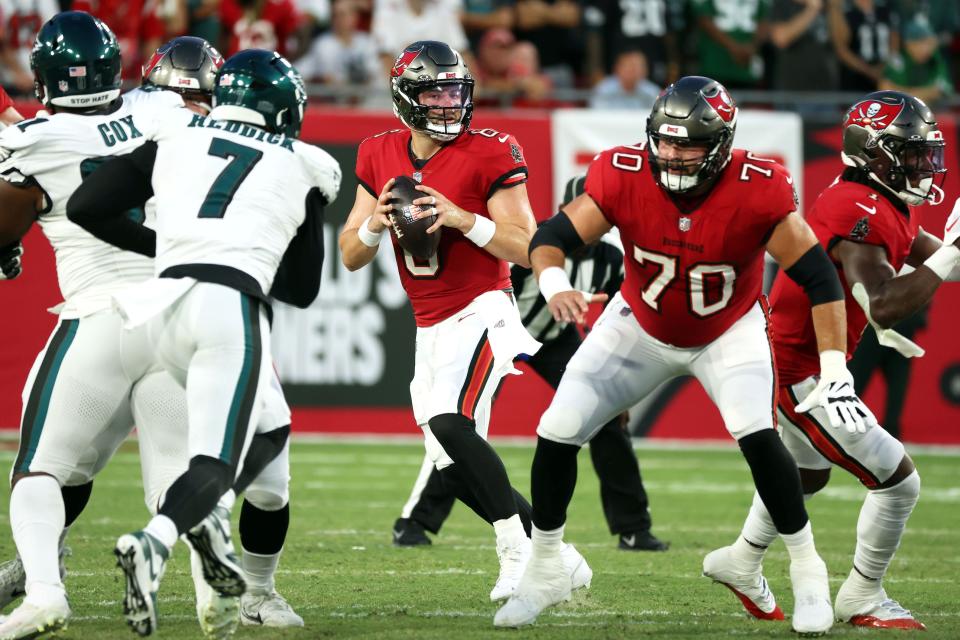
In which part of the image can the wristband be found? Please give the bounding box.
[818,349,847,382]
[922,244,960,280]
[464,214,496,247]
[357,217,383,248]
[538,266,574,302]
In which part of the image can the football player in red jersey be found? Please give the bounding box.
[340,41,593,603]
[707,91,957,631]
[494,76,873,634]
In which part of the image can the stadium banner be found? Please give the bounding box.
[550,108,805,213]
[0,103,958,444]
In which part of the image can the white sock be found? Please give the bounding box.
[10,475,66,595]
[144,514,178,551]
[218,490,237,512]
[853,471,920,580]
[781,521,821,565]
[531,525,564,554]
[740,491,779,548]
[242,548,281,594]
[492,514,526,548]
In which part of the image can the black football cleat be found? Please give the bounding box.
[392,518,432,547]
[618,530,670,551]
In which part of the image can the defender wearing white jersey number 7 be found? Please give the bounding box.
[67,50,340,636]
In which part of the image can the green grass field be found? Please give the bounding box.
[0,439,957,639]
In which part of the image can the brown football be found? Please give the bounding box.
[388,175,441,260]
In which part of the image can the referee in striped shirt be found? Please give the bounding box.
[392,176,668,552]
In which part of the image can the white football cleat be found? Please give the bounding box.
[0,546,70,610]
[702,545,784,620]
[489,537,531,602]
[789,558,833,637]
[115,530,169,637]
[240,590,304,627]
[184,506,246,598]
[493,547,572,628]
[0,591,70,640]
[189,544,239,639]
[835,574,925,630]
[560,543,592,591]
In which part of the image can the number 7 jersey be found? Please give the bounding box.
[584,144,797,347]
[144,108,341,293]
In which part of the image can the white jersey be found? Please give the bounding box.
[0,89,184,317]
[144,106,341,294]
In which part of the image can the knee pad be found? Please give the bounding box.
[428,413,474,446]
[876,469,920,505]
[536,405,587,445]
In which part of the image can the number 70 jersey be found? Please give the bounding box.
[584,145,798,348]
[145,109,341,293]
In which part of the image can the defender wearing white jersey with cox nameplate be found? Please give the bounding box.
[68,49,340,636]
[0,13,191,639]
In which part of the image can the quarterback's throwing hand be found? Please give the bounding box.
[412,184,469,234]
[0,241,23,280]
[547,290,609,325]
[796,350,878,433]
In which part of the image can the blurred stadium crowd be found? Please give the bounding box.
[0,0,957,111]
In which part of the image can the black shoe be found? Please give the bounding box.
[392,518,432,546]
[618,530,669,551]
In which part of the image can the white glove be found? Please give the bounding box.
[796,350,878,434]
[850,282,925,358]
[944,196,960,246]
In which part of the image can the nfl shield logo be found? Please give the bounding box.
[412,171,422,183]
[679,216,692,232]
[58,80,69,92]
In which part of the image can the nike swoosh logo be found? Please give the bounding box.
[457,313,476,322]
[947,216,959,233]
[242,610,264,625]
[622,535,635,547]
[855,202,877,215]
[498,134,509,143]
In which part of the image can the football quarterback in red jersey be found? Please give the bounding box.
[339,41,592,603]
[494,76,873,634]
[709,91,957,631]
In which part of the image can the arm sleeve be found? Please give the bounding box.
[66,142,157,257]
[270,187,326,308]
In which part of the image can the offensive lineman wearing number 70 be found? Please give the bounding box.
[495,76,877,635]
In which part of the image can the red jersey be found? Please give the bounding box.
[772,176,920,384]
[355,128,528,327]
[220,0,301,56]
[585,145,796,348]
[72,0,165,79]
[0,86,13,113]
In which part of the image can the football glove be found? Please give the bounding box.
[851,282,925,358]
[796,350,878,434]
[0,241,23,280]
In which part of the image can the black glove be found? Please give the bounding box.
[0,242,23,280]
